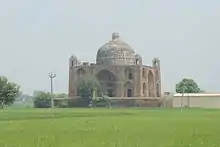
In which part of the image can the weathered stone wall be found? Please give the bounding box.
[67,97,162,108]
[108,98,162,108]
[69,60,161,98]
[56,96,220,109]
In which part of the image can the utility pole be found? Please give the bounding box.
[48,72,56,108]
[181,84,186,112]
[181,88,184,112]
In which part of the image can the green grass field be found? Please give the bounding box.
[0,108,220,147]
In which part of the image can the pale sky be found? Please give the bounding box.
[0,0,220,95]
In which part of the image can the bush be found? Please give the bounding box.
[68,98,90,108]
[54,99,69,108]
[34,99,51,108]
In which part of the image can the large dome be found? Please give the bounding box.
[96,32,140,65]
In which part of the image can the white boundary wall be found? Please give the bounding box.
[171,93,220,108]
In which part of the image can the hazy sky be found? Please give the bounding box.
[0,0,220,95]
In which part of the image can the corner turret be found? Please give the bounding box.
[69,55,81,67]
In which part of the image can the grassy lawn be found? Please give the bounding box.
[0,108,220,147]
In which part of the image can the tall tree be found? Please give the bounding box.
[176,78,201,93]
[0,76,20,108]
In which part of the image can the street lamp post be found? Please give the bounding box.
[48,72,56,108]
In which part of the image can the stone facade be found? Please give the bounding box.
[69,33,161,98]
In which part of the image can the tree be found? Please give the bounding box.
[33,91,51,108]
[53,93,69,108]
[54,93,68,98]
[0,76,20,108]
[77,74,100,102]
[33,91,69,108]
[175,78,201,93]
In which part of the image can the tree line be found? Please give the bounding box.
[0,75,203,109]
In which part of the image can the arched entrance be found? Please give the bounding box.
[96,70,117,97]
[142,82,147,97]
[148,70,154,97]
[124,82,133,97]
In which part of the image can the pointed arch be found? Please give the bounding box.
[124,67,134,80]
[124,82,133,97]
[96,69,117,97]
[142,82,147,97]
[142,68,146,79]
[96,69,117,81]
[77,68,86,78]
[148,70,155,97]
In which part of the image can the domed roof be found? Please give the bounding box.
[96,33,140,65]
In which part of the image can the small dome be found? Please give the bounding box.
[96,33,137,65]
[70,55,78,60]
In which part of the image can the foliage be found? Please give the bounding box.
[53,93,69,108]
[13,93,34,108]
[33,91,51,108]
[77,74,100,101]
[175,78,201,93]
[33,91,69,108]
[68,98,91,108]
[54,93,68,98]
[92,95,111,107]
[0,109,220,146]
[0,76,20,108]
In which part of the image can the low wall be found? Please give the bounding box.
[67,97,163,108]
[172,96,220,108]
[107,98,162,108]
[98,96,220,109]
[56,96,220,109]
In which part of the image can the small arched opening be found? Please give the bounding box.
[124,82,133,97]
